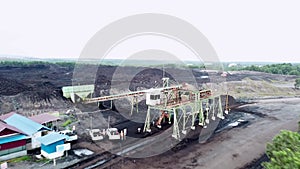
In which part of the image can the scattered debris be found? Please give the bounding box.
[73,149,94,157]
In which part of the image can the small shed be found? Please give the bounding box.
[146,89,161,106]
[37,132,69,159]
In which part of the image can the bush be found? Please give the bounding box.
[61,119,72,127]
[262,130,300,169]
[295,78,300,89]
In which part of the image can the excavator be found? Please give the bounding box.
[156,111,170,128]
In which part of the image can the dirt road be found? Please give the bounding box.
[112,97,300,169]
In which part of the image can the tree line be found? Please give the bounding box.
[228,63,300,76]
[0,60,75,68]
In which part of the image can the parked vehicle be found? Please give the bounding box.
[106,128,120,140]
[58,129,78,142]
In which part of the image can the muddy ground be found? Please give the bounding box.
[0,63,299,169]
[106,98,300,169]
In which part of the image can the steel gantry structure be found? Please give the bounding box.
[84,83,184,115]
[142,81,227,140]
[83,78,228,140]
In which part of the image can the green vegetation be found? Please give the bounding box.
[262,130,300,169]
[0,60,75,68]
[295,78,300,89]
[0,61,45,67]
[7,155,49,164]
[8,155,31,163]
[230,63,300,76]
[61,119,72,127]
[1,60,299,76]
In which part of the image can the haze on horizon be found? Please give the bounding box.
[0,0,300,63]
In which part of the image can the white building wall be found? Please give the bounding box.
[0,150,27,161]
[41,150,64,159]
[31,132,42,149]
[146,89,161,106]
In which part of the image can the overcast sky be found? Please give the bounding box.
[0,0,299,63]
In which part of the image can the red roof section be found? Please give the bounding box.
[29,113,60,124]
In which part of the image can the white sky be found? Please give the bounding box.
[0,0,300,63]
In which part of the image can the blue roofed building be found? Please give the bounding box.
[37,132,70,160]
[3,113,51,149]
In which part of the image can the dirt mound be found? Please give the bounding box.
[0,76,29,95]
[0,75,63,103]
[24,81,63,103]
[0,64,72,114]
[130,68,175,90]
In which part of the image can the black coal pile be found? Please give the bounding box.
[0,76,29,96]
[23,81,63,103]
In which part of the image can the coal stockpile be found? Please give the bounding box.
[23,81,63,103]
[0,75,63,103]
[0,76,29,96]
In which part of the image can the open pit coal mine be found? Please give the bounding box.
[0,63,246,168]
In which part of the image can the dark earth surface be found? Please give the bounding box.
[1,63,299,168]
[1,63,295,104]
